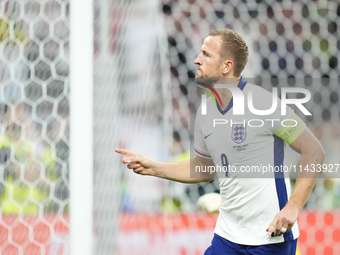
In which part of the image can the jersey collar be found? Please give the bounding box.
[216,76,247,115]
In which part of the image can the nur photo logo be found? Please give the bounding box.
[196,82,312,128]
[197,83,311,116]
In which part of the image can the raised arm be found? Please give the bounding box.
[115,148,216,183]
[267,128,326,236]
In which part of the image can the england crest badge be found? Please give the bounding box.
[231,123,247,144]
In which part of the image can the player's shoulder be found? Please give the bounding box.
[244,82,279,102]
[196,97,216,122]
[243,82,282,116]
[244,82,273,95]
[197,96,216,112]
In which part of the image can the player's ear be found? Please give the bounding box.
[222,59,233,75]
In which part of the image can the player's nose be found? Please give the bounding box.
[194,53,202,65]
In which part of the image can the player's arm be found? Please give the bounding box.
[267,125,326,236]
[115,148,216,183]
[286,128,325,208]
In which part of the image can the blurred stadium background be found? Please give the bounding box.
[0,0,339,254]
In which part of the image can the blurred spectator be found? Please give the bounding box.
[0,105,57,215]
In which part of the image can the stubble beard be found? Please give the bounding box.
[195,70,220,87]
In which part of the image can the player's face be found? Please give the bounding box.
[194,36,223,79]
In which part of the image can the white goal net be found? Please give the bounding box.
[0,0,69,254]
[96,1,340,255]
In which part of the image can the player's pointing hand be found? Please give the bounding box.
[115,148,157,176]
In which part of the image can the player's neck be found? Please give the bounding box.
[215,76,240,110]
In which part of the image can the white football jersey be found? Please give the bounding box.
[194,77,303,245]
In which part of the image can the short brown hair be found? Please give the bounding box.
[209,28,249,77]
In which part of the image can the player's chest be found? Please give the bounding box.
[200,114,262,154]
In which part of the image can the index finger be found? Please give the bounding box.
[266,218,278,237]
[115,148,137,157]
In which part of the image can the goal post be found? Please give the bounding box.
[69,0,93,254]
